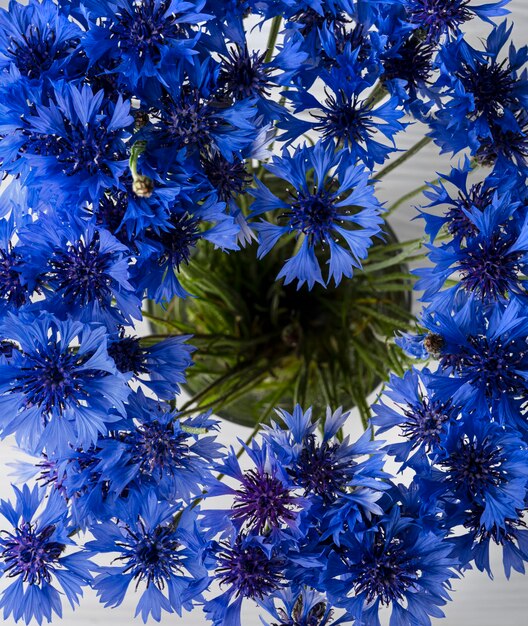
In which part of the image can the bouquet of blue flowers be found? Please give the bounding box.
[0,0,526,624]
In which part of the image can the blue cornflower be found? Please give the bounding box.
[373,369,458,470]
[415,193,528,306]
[418,158,501,243]
[108,330,194,399]
[476,109,528,173]
[403,0,510,43]
[281,69,405,168]
[0,82,133,203]
[133,210,202,302]
[251,142,383,289]
[143,61,258,169]
[217,44,289,122]
[0,0,82,82]
[88,494,210,622]
[280,1,357,73]
[316,16,385,83]
[423,298,528,425]
[28,446,112,529]
[432,22,528,160]
[446,501,528,579]
[0,484,93,625]
[201,152,252,206]
[20,390,221,526]
[204,535,285,626]
[260,588,345,626]
[325,506,456,626]
[97,391,222,502]
[431,419,528,532]
[18,216,141,325]
[263,406,387,536]
[0,312,130,453]
[201,151,255,242]
[200,128,272,245]
[204,441,305,542]
[133,195,239,303]
[81,0,210,89]
[94,174,181,239]
[383,35,436,109]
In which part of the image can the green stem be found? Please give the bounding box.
[364,80,387,109]
[376,136,432,181]
[386,159,480,215]
[128,140,147,180]
[386,181,431,216]
[264,15,282,64]
[253,16,284,182]
[292,233,306,256]
[140,332,279,346]
[176,366,271,418]
[178,362,262,414]
[141,310,193,333]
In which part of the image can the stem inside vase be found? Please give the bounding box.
[148,222,414,428]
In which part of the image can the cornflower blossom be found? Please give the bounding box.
[87,495,210,622]
[0,313,130,453]
[0,485,93,624]
[251,142,383,288]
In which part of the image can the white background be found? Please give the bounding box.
[0,0,527,624]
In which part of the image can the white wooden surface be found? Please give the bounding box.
[0,0,527,623]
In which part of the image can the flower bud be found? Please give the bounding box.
[133,175,154,198]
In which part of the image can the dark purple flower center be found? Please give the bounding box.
[445,334,528,397]
[326,23,370,67]
[445,183,494,240]
[108,336,147,375]
[1,523,64,585]
[476,111,528,167]
[36,456,67,496]
[314,91,372,146]
[285,188,337,245]
[406,0,472,41]
[107,0,184,59]
[384,36,435,89]
[232,468,297,533]
[8,27,78,79]
[290,435,349,501]
[16,346,88,414]
[219,46,271,101]
[162,91,217,149]
[459,61,517,121]
[443,437,505,497]
[290,8,349,38]
[202,153,251,201]
[465,506,528,545]
[36,116,121,177]
[116,521,183,587]
[216,541,283,599]
[126,421,190,477]
[401,398,451,450]
[459,233,523,300]
[97,190,129,239]
[156,212,200,269]
[49,232,117,306]
[353,536,419,605]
